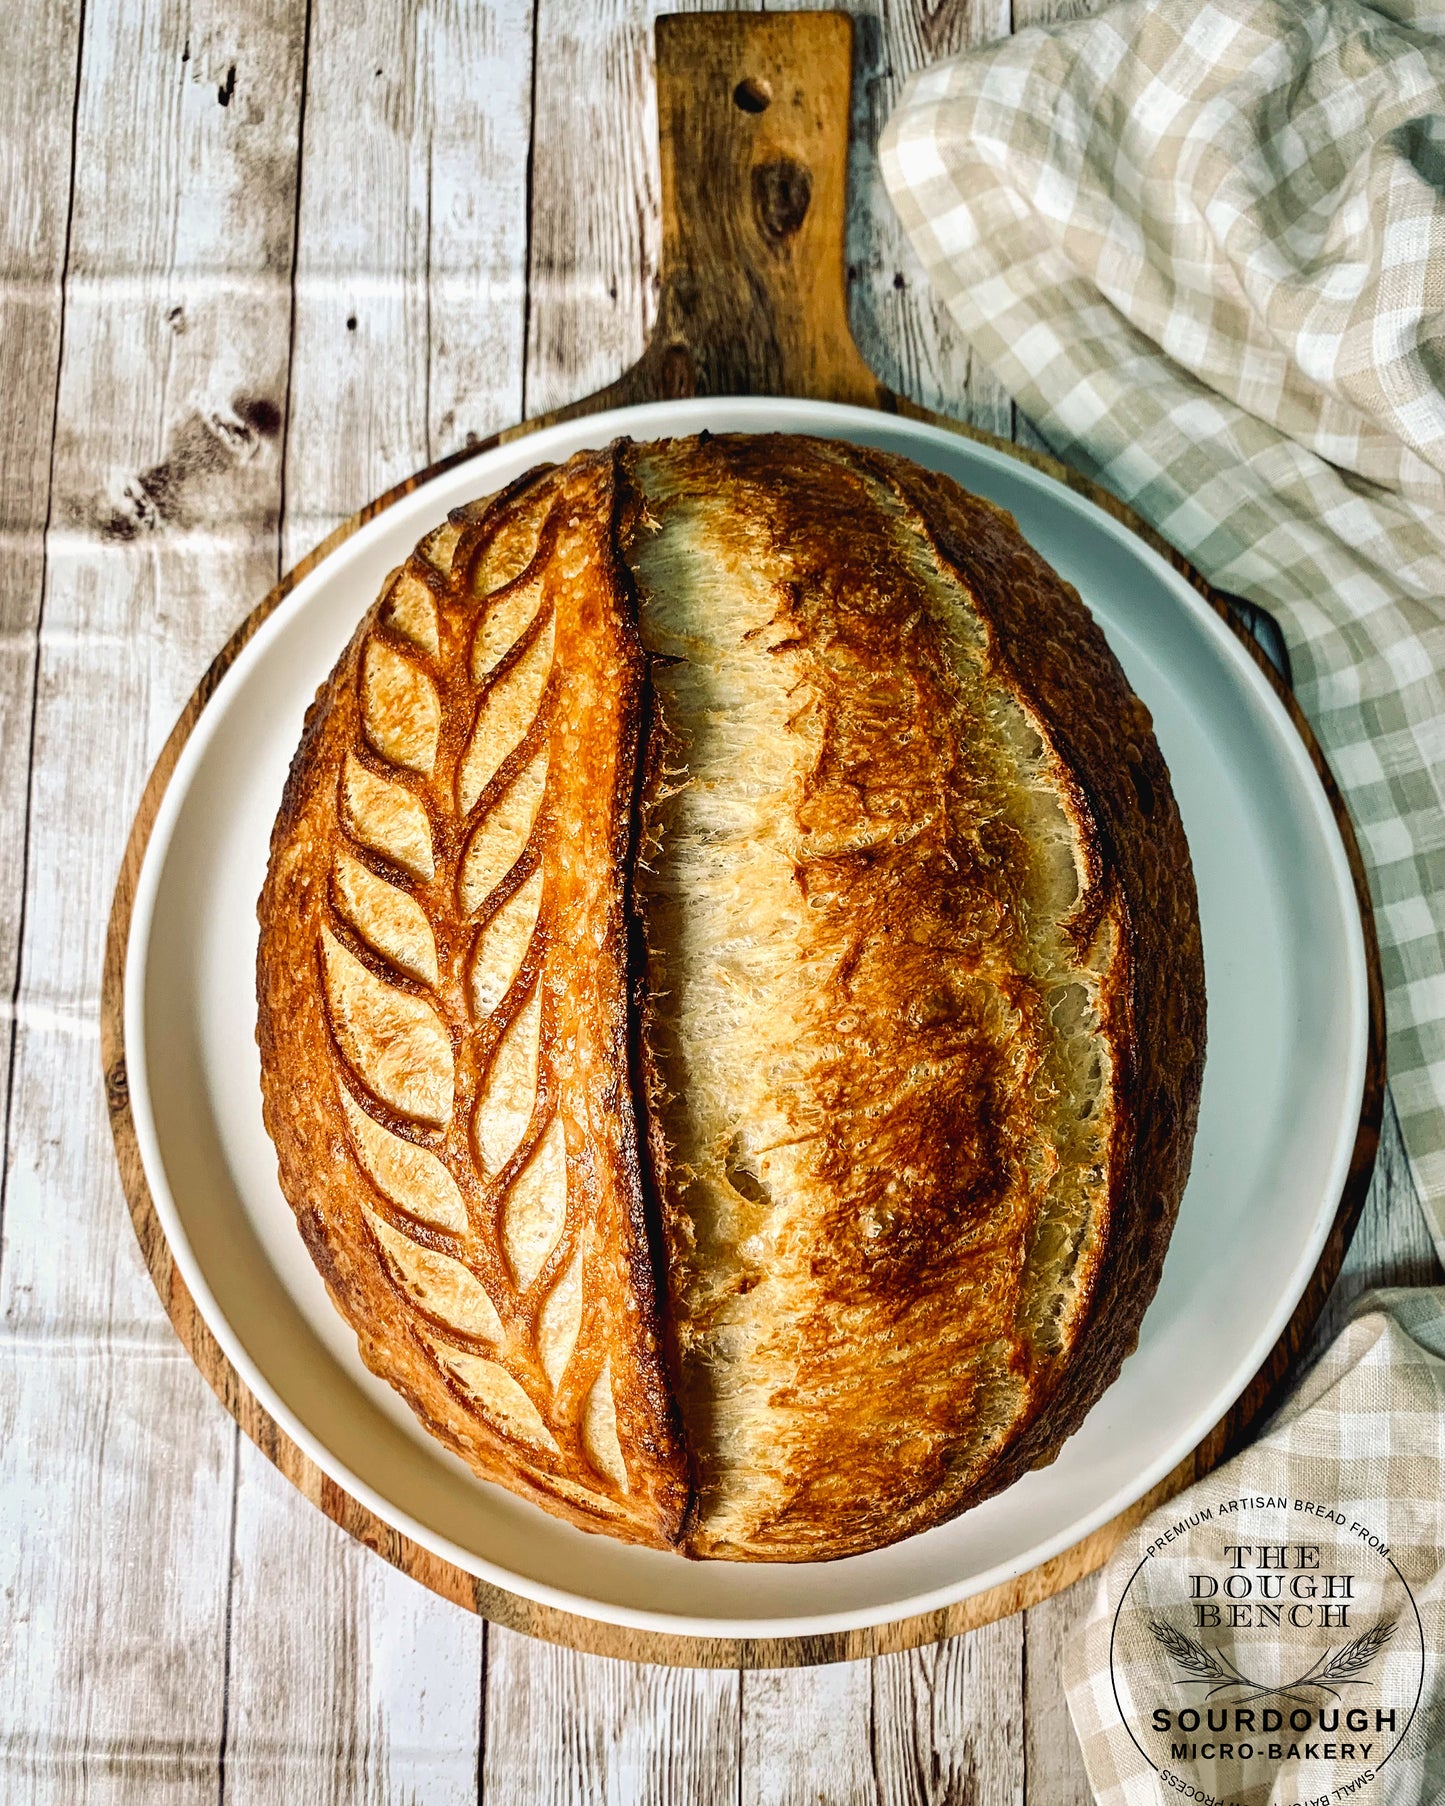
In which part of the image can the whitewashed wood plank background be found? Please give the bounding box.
[0,0,1436,1801]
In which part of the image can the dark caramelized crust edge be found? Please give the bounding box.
[858,446,1206,1516]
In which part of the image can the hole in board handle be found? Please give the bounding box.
[733,77,772,114]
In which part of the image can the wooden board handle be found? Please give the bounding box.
[587,11,888,411]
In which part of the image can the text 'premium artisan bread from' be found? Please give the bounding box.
[256,434,1206,1561]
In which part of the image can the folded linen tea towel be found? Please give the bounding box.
[881,0,1445,1235]
[881,3,1445,1799]
[1067,1291,1445,1803]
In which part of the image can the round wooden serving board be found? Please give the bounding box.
[101,11,1384,1668]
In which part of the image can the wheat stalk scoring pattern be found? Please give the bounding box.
[317,475,628,1496]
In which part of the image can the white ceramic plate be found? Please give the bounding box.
[126,398,1367,1640]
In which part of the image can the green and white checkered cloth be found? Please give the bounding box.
[880,0,1445,1248]
[1066,1290,1445,1805]
[882,3,1445,1798]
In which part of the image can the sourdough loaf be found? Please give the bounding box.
[256,434,1205,1559]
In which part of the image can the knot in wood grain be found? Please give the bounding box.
[660,343,696,398]
[105,1057,129,1115]
[751,157,812,245]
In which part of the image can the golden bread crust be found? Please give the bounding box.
[257,446,689,1547]
[866,449,1206,1514]
[619,436,1203,1558]
[257,432,1204,1560]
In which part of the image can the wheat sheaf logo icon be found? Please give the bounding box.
[1148,1617,1396,1707]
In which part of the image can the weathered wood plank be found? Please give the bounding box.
[523,0,758,419]
[873,1622,1026,1806]
[223,1447,482,1806]
[1311,1090,1437,1351]
[740,1662,872,1806]
[0,1345,236,1806]
[424,0,535,462]
[0,0,84,1241]
[833,0,1013,434]
[4,0,300,1324]
[282,0,533,568]
[482,1629,740,1805]
[1023,1583,1097,1806]
[225,2,534,1795]
[0,0,306,1800]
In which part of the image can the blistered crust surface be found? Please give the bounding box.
[864,446,1206,1511]
[623,435,1204,1560]
[257,448,688,1549]
[258,431,1204,1563]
